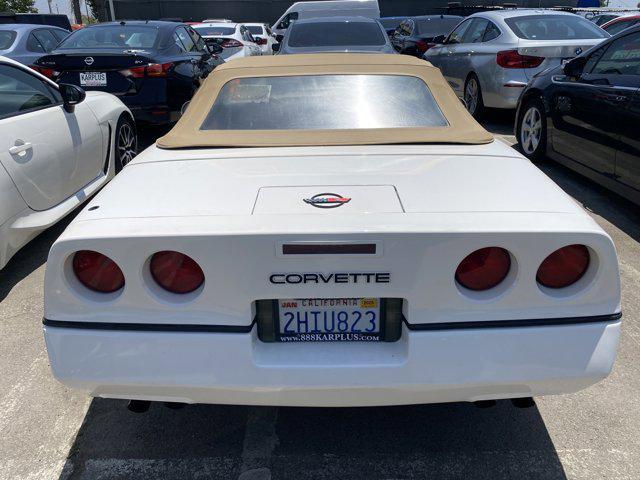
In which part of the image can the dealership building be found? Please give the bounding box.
[97,0,576,23]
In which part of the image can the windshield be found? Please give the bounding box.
[246,26,263,35]
[416,18,461,36]
[58,25,160,49]
[505,15,608,40]
[288,22,386,47]
[0,30,16,50]
[193,26,236,36]
[201,75,448,130]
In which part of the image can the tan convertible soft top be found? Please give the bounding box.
[157,54,493,149]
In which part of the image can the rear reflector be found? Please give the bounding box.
[72,250,125,293]
[31,65,56,78]
[537,244,590,289]
[455,247,511,291]
[150,251,204,294]
[124,62,173,78]
[496,49,544,69]
[282,244,376,255]
[221,39,243,48]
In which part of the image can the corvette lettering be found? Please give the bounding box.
[269,273,390,284]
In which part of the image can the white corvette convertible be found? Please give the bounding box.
[43,54,621,408]
[0,56,136,270]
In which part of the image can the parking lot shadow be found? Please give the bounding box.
[0,214,75,303]
[59,398,567,480]
[539,162,640,243]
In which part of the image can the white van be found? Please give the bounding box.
[272,0,380,38]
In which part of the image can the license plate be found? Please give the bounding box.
[79,72,107,86]
[277,298,381,342]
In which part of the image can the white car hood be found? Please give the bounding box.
[80,142,584,221]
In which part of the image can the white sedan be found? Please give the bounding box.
[192,23,262,61]
[0,56,136,270]
[43,54,621,408]
[244,23,278,55]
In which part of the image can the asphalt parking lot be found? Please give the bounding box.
[1,114,639,480]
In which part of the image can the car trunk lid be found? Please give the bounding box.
[79,144,584,222]
[36,49,157,94]
[517,39,604,79]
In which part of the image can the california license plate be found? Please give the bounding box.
[79,72,107,86]
[277,298,381,342]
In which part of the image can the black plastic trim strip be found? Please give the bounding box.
[405,312,621,331]
[102,123,112,175]
[43,318,254,333]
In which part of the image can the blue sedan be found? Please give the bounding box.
[0,23,70,65]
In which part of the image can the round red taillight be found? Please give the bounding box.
[455,247,511,291]
[72,250,125,293]
[537,244,590,289]
[150,251,204,294]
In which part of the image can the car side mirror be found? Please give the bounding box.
[432,34,446,44]
[563,56,587,78]
[59,83,86,113]
[272,43,280,53]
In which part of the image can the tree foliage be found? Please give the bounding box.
[0,0,37,13]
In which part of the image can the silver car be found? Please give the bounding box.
[424,10,609,118]
[276,16,396,54]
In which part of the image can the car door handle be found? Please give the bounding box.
[9,142,32,155]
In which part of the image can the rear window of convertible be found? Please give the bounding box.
[200,74,448,130]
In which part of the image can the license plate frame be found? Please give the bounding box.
[79,72,107,87]
[275,298,386,343]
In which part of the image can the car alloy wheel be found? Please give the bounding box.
[464,77,479,115]
[520,106,543,155]
[117,121,137,169]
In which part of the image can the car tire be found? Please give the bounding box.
[464,74,485,120]
[115,115,137,174]
[517,98,547,163]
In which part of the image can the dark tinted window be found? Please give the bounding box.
[415,17,462,36]
[193,26,236,36]
[0,30,16,50]
[590,31,640,75]
[505,15,608,40]
[246,26,263,35]
[604,19,639,35]
[379,18,405,29]
[33,29,58,51]
[175,27,196,52]
[51,28,69,42]
[58,25,160,49]
[462,18,489,43]
[201,75,448,130]
[447,19,472,44]
[26,33,45,52]
[483,22,501,41]
[278,12,298,30]
[288,22,386,47]
[0,64,56,118]
[187,27,206,51]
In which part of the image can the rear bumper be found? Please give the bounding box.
[43,316,621,407]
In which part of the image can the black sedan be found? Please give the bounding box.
[516,25,640,206]
[390,15,462,57]
[34,21,224,125]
